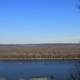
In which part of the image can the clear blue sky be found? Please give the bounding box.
[0,0,80,44]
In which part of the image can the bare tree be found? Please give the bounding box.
[68,61,80,80]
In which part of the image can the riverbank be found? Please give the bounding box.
[0,55,80,61]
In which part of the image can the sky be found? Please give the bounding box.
[0,0,80,44]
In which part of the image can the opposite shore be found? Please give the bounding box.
[0,44,80,61]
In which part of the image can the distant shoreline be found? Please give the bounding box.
[0,55,80,61]
[0,43,80,61]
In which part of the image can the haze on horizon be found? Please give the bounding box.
[0,0,80,44]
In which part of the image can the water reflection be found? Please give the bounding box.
[68,61,80,80]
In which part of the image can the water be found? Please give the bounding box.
[0,60,80,80]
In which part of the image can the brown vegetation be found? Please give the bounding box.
[0,44,80,60]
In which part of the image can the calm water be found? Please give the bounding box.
[0,60,80,80]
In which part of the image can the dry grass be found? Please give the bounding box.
[0,45,80,60]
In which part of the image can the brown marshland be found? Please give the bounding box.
[0,43,80,60]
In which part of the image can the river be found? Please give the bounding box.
[0,60,80,80]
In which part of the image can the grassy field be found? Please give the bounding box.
[0,44,80,60]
